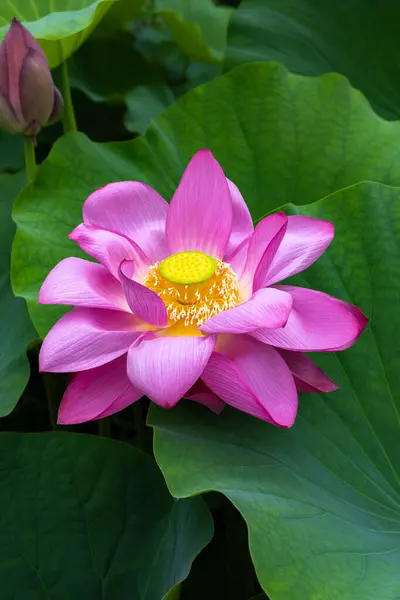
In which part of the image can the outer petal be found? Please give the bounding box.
[252,286,365,351]
[39,257,129,312]
[119,260,168,327]
[57,356,142,424]
[39,308,144,373]
[20,52,54,128]
[127,333,216,408]
[239,213,287,296]
[201,287,293,334]
[69,224,151,280]
[47,86,64,125]
[190,394,224,414]
[202,335,298,427]
[82,181,169,262]
[166,150,233,258]
[185,379,225,414]
[333,300,369,350]
[278,350,338,393]
[225,179,253,257]
[1,19,26,119]
[263,216,334,286]
[0,92,22,133]
[95,392,142,419]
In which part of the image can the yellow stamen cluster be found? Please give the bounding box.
[144,251,238,327]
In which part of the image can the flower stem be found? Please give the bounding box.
[133,402,144,450]
[24,137,36,184]
[98,418,111,437]
[59,59,77,134]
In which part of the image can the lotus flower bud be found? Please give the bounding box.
[0,18,63,136]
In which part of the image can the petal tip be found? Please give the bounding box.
[56,411,83,425]
[56,413,69,425]
[356,311,369,333]
[274,407,298,428]
[323,220,335,242]
[194,148,214,159]
[68,227,79,241]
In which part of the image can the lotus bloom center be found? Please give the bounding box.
[144,251,239,326]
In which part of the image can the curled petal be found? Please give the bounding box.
[83,181,169,262]
[225,235,251,279]
[39,257,129,311]
[239,213,287,296]
[252,286,367,351]
[278,350,338,393]
[119,260,167,327]
[69,224,151,281]
[202,335,298,427]
[263,216,334,286]
[58,356,142,424]
[166,150,233,258]
[225,179,253,257]
[39,307,143,373]
[201,287,292,333]
[127,333,216,408]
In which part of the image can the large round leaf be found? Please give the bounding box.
[154,0,233,64]
[0,0,118,68]
[12,63,400,336]
[149,182,400,600]
[93,0,145,36]
[0,432,213,599]
[0,173,36,416]
[225,0,400,120]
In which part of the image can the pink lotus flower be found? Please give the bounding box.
[39,150,367,427]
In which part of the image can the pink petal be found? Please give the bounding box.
[225,179,253,257]
[333,300,369,350]
[278,350,338,393]
[252,286,365,351]
[119,260,168,327]
[39,307,143,373]
[239,213,287,296]
[166,150,233,258]
[202,335,298,427]
[225,234,251,279]
[69,224,151,280]
[94,394,141,419]
[1,19,29,120]
[0,92,23,134]
[127,333,216,408]
[39,257,129,312]
[57,356,142,424]
[200,287,293,334]
[185,379,225,414]
[263,216,334,286]
[82,181,169,262]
